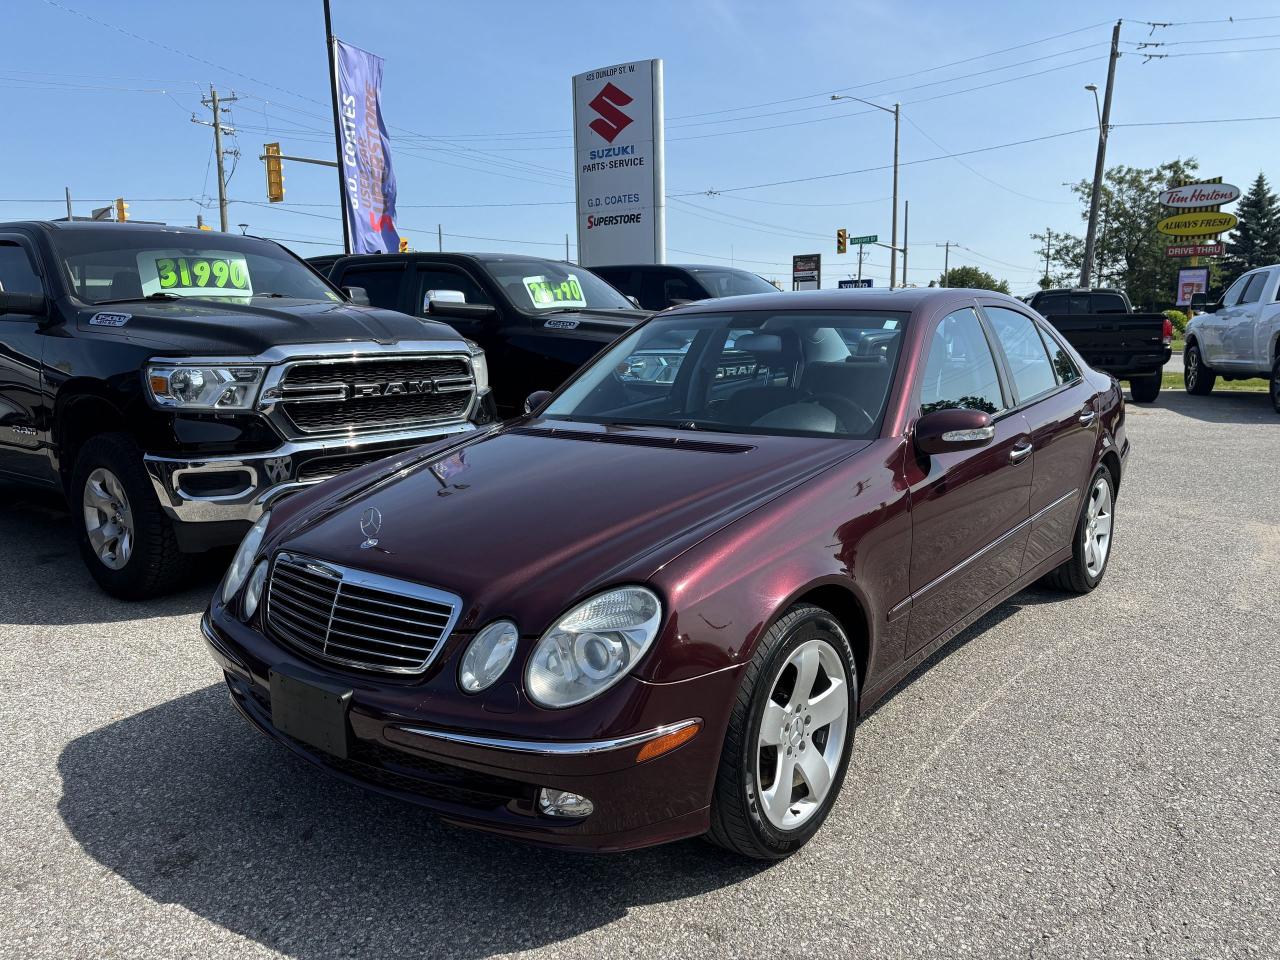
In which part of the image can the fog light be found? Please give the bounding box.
[538,788,594,818]
[242,559,269,620]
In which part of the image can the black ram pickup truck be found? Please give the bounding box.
[1027,287,1172,403]
[328,252,650,414]
[0,221,492,599]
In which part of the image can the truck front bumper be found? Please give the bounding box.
[144,421,476,528]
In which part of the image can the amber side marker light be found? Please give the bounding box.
[635,721,701,763]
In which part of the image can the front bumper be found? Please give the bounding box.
[202,609,741,852]
[145,421,476,526]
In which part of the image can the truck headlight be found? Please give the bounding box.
[221,511,271,606]
[525,587,661,709]
[147,363,265,410]
[465,341,489,396]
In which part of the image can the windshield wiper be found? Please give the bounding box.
[91,292,183,306]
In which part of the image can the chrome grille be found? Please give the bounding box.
[275,354,475,437]
[265,552,461,674]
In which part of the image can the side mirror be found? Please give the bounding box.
[915,408,995,456]
[0,292,46,317]
[429,300,498,321]
[343,286,371,306]
[1189,292,1209,308]
[524,390,553,415]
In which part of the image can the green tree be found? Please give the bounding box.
[1225,172,1280,275]
[941,265,1010,294]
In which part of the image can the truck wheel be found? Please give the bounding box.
[707,604,857,859]
[1128,372,1161,403]
[1271,356,1280,414]
[1184,343,1215,395]
[72,433,191,600]
[1040,465,1115,594]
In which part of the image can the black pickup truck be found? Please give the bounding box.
[0,221,492,598]
[328,252,650,414]
[1027,288,1172,403]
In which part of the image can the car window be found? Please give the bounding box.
[985,306,1059,402]
[0,242,43,296]
[1034,293,1068,314]
[640,270,699,309]
[1037,323,1080,384]
[1091,293,1128,314]
[1221,274,1249,307]
[918,308,1005,416]
[1239,272,1268,305]
[333,266,403,310]
[415,267,491,312]
[589,267,638,301]
[688,269,777,298]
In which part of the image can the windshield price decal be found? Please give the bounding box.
[156,256,250,292]
[523,274,587,309]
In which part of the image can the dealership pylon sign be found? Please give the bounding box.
[573,59,665,266]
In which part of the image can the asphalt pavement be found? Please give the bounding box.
[3,389,1278,960]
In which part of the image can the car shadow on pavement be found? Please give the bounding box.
[58,684,766,960]
[0,483,222,626]
[1136,388,1277,425]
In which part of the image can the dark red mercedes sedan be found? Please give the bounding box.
[202,288,1128,859]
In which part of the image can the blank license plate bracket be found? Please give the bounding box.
[270,665,353,759]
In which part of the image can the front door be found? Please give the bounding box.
[904,306,1032,656]
[0,237,50,482]
[1222,270,1270,366]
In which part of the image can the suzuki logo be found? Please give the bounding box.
[587,82,634,143]
[359,506,382,549]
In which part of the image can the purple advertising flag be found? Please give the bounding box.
[335,39,400,253]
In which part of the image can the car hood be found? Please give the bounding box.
[523,306,650,336]
[273,419,868,633]
[73,298,462,356]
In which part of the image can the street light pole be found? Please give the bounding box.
[832,94,900,287]
[1080,20,1121,288]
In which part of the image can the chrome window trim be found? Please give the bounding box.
[265,551,463,675]
[393,718,702,756]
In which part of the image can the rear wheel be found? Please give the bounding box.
[707,604,857,859]
[1184,342,1216,395]
[1040,465,1115,594]
[1128,372,1161,403]
[72,433,191,599]
[1270,355,1280,414]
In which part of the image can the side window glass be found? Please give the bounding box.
[337,267,403,310]
[985,306,1059,401]
[0,242,42,295]
[416,268,491,313]
[1037,324,1080,384]
[1221,275,1249,306]
[919,308,1005,416]
[1239,272,1267,305]
[664,277,698,304]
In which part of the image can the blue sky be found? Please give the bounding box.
[4,0,1279,294]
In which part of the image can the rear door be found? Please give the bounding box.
[0,235,52,482]
[981,302,1095,573]
[331,260,408,312]
[1223,269,1270,366]
[1201,273,1250,366]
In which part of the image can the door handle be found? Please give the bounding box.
[1009,442,1033,464]
[1078,410,1096,425]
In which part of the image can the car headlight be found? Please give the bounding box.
[147,363,265,410]
[525,587,662,709]
[242,559,269,619]
[465,341,489,396]
[458,620,519,693]
[221,511,271,606]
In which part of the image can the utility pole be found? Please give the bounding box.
[1043,228,1052,287]
[565,233,570,262]
[856,245,867,284]
[936,241,953,286]
[890,103,900,287]
[64,187,72,221]
[901,200,909,287]
[193,86,238,231]
[1080,19,1121,288]
[438,223,443,252]
[323,0,352,255]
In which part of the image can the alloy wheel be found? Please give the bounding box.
[755,638,850,830]
[83,467,134,570]
[1083,475,1113,578]
[1186,348,1199,391]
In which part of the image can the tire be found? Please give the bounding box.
[71,433,191,600]
[1184,342,1216,395]
[1271,355,1280,415]
[1128,372,1161,404]
[1040,465,1115,594]
[706,604,857,859]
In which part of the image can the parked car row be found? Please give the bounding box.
[1,221,1128,858]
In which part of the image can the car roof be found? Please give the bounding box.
[1,220,214,238]
[658,286,1025,315]
[332,252,570,267]
[589,263,757,273]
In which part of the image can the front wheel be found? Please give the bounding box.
[1129,372,1162,403]
[707,604,857,859]
[1040,465,1115,594]
[72,433,191,600]
[1185,343,1216,395]
[1270,355,1280,414]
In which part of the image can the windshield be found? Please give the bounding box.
[687,268,777,299]
[50,229,342,306]
[477,257,635,312]
[543,309,907,438]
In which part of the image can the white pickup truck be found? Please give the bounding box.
[1184,264,1280,412]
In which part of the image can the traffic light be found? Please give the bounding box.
[398,237,409,253]
[114,197,129,222]
[836,228,847,255]
[264,142,285,203]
